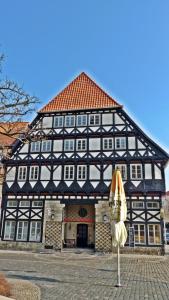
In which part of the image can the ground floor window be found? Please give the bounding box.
[133,224,145,244]
[16,221,28,241]
[148,224,161,244]
[29,221,41,241]
[4,221,16,240]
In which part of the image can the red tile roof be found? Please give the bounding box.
[40,72,122,113]
[0,122,29,147]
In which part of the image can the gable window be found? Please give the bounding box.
[132,201,144,209]
[29,166,39,180]
[103,138,114,150]
[19,201,30,207]
[29,221,41,242]
[115,137,126,149]
[65,115,75,127]
[64,166,74,180]
[77,115,87,126]
[31,141,40,152]
[54,116,64,127]
[89,114,100,125]
[4,221,16,240]
[42,140,52,152]
[148,224,161,244]
[64,140,74,151]
[18,166,27,180]
[115,164,127,180]
[147,202,159,209]
[130,164,142,179]
[133,224,145,244]
[16,221,28,241]
[77,165,87,180]
[76,139,87,151]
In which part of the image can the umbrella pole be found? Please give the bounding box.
[116,244,121,287]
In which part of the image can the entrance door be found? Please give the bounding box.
[77,224,88,247]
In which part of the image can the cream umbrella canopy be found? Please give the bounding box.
[109,168,127,287]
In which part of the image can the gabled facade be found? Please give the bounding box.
[0,73,168,253]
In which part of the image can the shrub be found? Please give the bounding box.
[0,273,11,297]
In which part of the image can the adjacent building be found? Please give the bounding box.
[0,73,168,253]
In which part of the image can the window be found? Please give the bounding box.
[103,138,114,150]
[42,140,51,152]
[130,164,142,179]
[115,164,127,180]
[133,224,145,244]
[77,115,87,126]
[4,221,16,240]
[115,137,126,149]
[16,221,28,241]
[77,165,87,180]
[76,139,87,151]
[32,201,43,207]
[54,116,64,127]
[89,114,100,125]
[132,201,144,209]
[18,166,27,180]
[31,141,40,152]
[29,221,41,241]
[29,166,39,180]
[147,202,159,209]
[19,201,30,207]
[64,140,74,151]
[148,224,161,244]
[64,166,74,180]
[7,201,17,207]
[65,116,75,127]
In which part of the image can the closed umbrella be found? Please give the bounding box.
[109,167,127,287]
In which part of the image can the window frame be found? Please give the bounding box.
[18,166,27,180]
[7,200,17,207]
[115,137,126,149]
[115,164,127,180]
[42,140,52,152]
[54,116,64,128]
[32,200,43,207]
[148,224,161,245]
[133,224,146,244]
[103,138,114,150]
[30,141,40,152]
[77,165,87,180]
[76,139,87,151]
[64,139,74,151]
[19,201,30,207]
[64,165,74,180]
[29,166,39,180]
[65,115,75,127]
[16,221,28,241]
[132,201,144,209]
[89,114,100,126]
[4,221,16,240]
[147,202,159,209]
[29,221,41,242]
[77,115,87,126]
[130,164,143,180]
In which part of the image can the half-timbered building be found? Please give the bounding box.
[0,72,168,253]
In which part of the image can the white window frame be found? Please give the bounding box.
[4,221,16,240]
[54,116,64,128]
[7,201,17,207]
[103,138,114,150]
[32,201,43,207]
[31,141,40,152]
[147,202,159,209]
[65,115,75,127]
[130,164,143,180]
[148,224,161,245]
[16,221,28,241]
[115,137,126,149]
[29,166,39,180]
[115,164,127,180]
[132,201,144,209]
[64,139,74,151]
[77,115,87,126]
[77,165,87,180]
[19,201,30,207]
[89,114,100,126]
[133,224,145,244]
[29,221,41,242]
[42,140,52,152]
[18,166,27,180]
[64,166,74,180]
[76,139,87,151]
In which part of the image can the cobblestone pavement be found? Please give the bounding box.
[0,250,169,300]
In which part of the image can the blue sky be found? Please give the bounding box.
[0,0,169,188]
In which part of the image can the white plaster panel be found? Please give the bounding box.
[89,138,100,150]
[42,117,52,128]
[128,137,136,149]
[6,167,16,181]
[41,166,50,180]
[102,113,113,125]
[114,114,125,124]
[145,164,152,179]
[103,165,112,180]
[20,143,29,153]
[137,140,146,149]
[89,166,100,180]
[53,140,63,152]
[154,165,162,179]
[53,166,61,180]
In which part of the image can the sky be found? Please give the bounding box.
[0,0,169,188]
